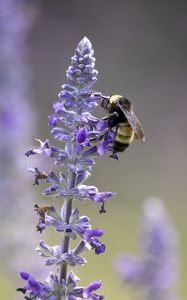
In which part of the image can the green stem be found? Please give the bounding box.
[59,171,77,283]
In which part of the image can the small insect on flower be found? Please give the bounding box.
[99,94,145,158]
[34,204,50,233]
[27,166,48,186]
[33,168,48,186]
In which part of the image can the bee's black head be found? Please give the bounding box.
[101,96,110,110]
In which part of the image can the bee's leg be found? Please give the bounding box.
[90,112,118,143]
[109,153,119,160]
[98,128,111,140]
[89,128,110,142]
[110,147,120,160]
[102,111,118,121]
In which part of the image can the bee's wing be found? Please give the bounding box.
[118,104,145,142]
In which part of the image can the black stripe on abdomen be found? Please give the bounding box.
[113,141,129,152]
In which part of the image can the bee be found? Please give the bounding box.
[34,204,50,220]
[100,94,145,158]
[33,167,48,186]
[34,204,50,233]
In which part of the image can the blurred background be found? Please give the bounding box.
[0,0,187,299]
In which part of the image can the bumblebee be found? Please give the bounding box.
[100,94,145,157]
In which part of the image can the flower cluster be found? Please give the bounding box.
[18,37,115,299]
[115,197,179,300]
[18,271,103,300]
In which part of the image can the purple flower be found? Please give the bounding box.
[36,240,90,267]
[76,128,89,145]
[66,37,98,90]
[51,127,70,142]
[74,185,115,205]
[45,206,105,252]
[115,255,142,284]
[115,197,179,300]
[0,0,44,277]
[18,271,104,300]
[49,114,61,126]
[93,191,115,203]
[84,229,105,255]
[83,281,104,300]
[25,139,68,164]
[17,271,52,299]
[97,131,115,157]
[20,37,115,300]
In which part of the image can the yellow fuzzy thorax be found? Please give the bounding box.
[109,95,123,103]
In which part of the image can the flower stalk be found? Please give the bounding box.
[60,172,76,283]
[18,37,115,300]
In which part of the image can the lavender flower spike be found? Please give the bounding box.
[115,197,179,300]
[18,37,115,299]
